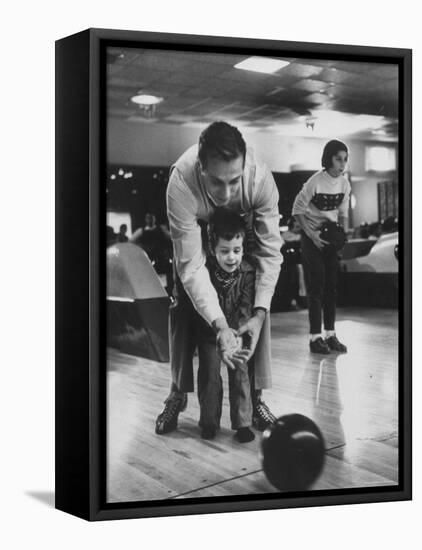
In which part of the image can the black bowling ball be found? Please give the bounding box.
[281,242,301,265]
[319,221,347,252]
[261,414,325,491]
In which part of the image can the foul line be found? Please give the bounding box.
[169,445,344,499]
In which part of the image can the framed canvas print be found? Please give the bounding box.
[55,28,412,521]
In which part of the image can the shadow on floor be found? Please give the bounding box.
[25,491,55,508]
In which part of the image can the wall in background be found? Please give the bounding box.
[108,118,398,226]
[351,177,380,226]
[108,118,396,173]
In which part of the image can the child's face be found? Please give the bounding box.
[329,150,348,177]
[214,234,244,273]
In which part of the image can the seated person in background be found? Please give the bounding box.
[131,213,165,258]
[117,223,129,243]
[196,208,256,443]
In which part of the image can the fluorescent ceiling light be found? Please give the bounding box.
[234,56,290,74]
[131,94,163,106]
[270,111,391,139]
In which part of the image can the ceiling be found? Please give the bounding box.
[106,47,399,141]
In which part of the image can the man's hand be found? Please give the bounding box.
[310,230,329,250]
[236,310,266,362]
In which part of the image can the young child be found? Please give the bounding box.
[292,139,351,354]
[196,208,256,443]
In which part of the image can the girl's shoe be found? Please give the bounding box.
[201,426,217,440]
[309,337,330,354]
[325,335,347,353]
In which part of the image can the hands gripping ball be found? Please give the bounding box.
[319,221,347,252]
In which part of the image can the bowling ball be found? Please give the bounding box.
[319,221,347,252]
[281,242,301,265]
[261,414,325,491]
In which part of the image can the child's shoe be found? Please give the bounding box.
[235,427,255,443]
[201,426,217,440]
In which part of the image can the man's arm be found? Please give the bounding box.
[250,164,283,310]
[237,166,283,358]
[166,168,239,368]
[167,168,223,324]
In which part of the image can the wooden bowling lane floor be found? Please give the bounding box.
[106,307,399,503]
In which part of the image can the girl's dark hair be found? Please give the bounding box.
[321,139,348,169]
[198,121,246,168]
[208,208,246,250]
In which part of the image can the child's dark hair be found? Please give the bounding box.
[321,139,348,169]
[208,208,246,251]
[198,121,246,169]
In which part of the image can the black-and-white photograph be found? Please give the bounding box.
[105,44,400,503]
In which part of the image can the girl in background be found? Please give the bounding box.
[292,139,351,354]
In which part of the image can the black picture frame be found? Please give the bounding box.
[55,27,412,521]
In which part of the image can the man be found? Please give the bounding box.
[155,121,283,435]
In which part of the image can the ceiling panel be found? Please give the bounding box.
[292,79,332,93]
[116,65,169,85]
[183,62,230,78]
[217,68,280,83]
[303,92,331,105]
[208,102,262,117]
[276,62,323,79]
[331,61,375,74]
[131,51,191,71]
[178,52,248,66]
[318,67,357,85]
[106,47,399,141]
[180,100,227,116]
